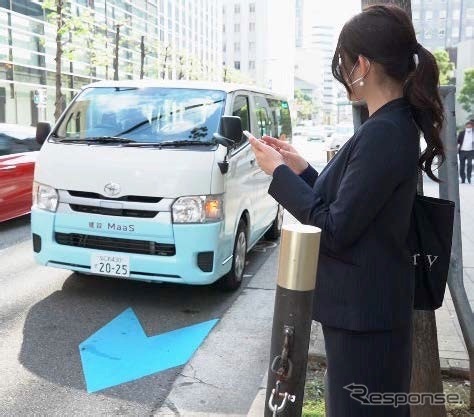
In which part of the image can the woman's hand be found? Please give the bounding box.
[249,137,285,175]
[261,136,309,175]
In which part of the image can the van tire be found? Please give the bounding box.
[219,220,247,291]
[265,205,283,240]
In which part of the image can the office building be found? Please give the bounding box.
[222,0,295,98]
[0,0,223,126]
[412,0,474,50]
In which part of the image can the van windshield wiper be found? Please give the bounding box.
[56,136,137,144]
[123,140,215,148]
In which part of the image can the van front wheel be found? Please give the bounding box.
[219,221,247,291]
[265,205,283,240]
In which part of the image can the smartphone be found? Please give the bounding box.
[243,130,264,142]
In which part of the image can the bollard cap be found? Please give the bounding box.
[277,224,321,292]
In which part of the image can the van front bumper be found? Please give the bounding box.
[31,209,231,285]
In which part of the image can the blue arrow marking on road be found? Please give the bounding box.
[79,308,218,393]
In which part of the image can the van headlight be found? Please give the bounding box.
[33,182,59,212]
[172,195,223,223]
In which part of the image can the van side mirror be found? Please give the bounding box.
[36,122,51,145]
[213,116,243,148]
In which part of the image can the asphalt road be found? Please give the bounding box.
[0,215,31,251]
[0,217,281,416]
[0,138,325,417]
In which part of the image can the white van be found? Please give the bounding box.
[32,81,291,290]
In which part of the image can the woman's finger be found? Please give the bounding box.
[262,135,291,149]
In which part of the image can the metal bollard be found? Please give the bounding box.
[265,224,321,417]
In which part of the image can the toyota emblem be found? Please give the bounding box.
[104,182,121,197]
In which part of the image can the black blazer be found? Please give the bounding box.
[457,130,467,151]
[269,98,419,331]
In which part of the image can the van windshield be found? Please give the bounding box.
[54,87,226,144]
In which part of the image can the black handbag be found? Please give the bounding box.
[409,194,455,310]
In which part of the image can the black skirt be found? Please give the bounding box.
[322,322,413,417]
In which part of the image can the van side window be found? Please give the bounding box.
[232,95,250,147]
[254,96,272,137]
[268,99,292,140]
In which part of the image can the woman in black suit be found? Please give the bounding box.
[250,5,444,417]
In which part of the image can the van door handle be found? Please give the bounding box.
[250,158,256,166]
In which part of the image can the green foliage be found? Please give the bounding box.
[433,49,455,85]
[222,66,254,84]
[302,400,326,417]
[294,89,318,120]
[459,68,474,114]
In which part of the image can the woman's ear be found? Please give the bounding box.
[358,55,370,76]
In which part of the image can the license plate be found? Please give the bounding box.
[91,253,130,278]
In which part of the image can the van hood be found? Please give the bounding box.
[34,142,217,198]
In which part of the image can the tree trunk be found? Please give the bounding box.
[54,0,64,121]
[140,36,145,80]
[113,25,120,81]
[410,311,447,417]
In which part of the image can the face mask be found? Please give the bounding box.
[466,128,473,134]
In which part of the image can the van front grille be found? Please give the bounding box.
[55,233,175,256]
[69,204,158,218]
[68,191,162,203]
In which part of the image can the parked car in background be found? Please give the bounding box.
[0,123,39,222]
[325,123,354,151]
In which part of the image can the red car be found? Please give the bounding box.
[0,124,40,223]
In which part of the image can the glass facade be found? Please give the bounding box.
[0,0,222,126]
[412,0,474,50]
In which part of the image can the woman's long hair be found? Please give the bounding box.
[332,4,444,182]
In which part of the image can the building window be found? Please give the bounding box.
[439,10,447,20]
[467,8,474,19]
[234,42,240,52]
[249,41,255,51]
[466,26,473,37]
[249,22,255,31]
[424,28,432,39]
[234,23,240,32]
[413,10,420,20]
[425,11,433,20]
[452,27,459,37]
[234,61,240,70]
[223,43,226,52]
[452,9,460,20]
[249,3,255,13]
[223,24,226,33]
[439,28,446,38]
[234,4,240,13]
[249,60,255,70]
